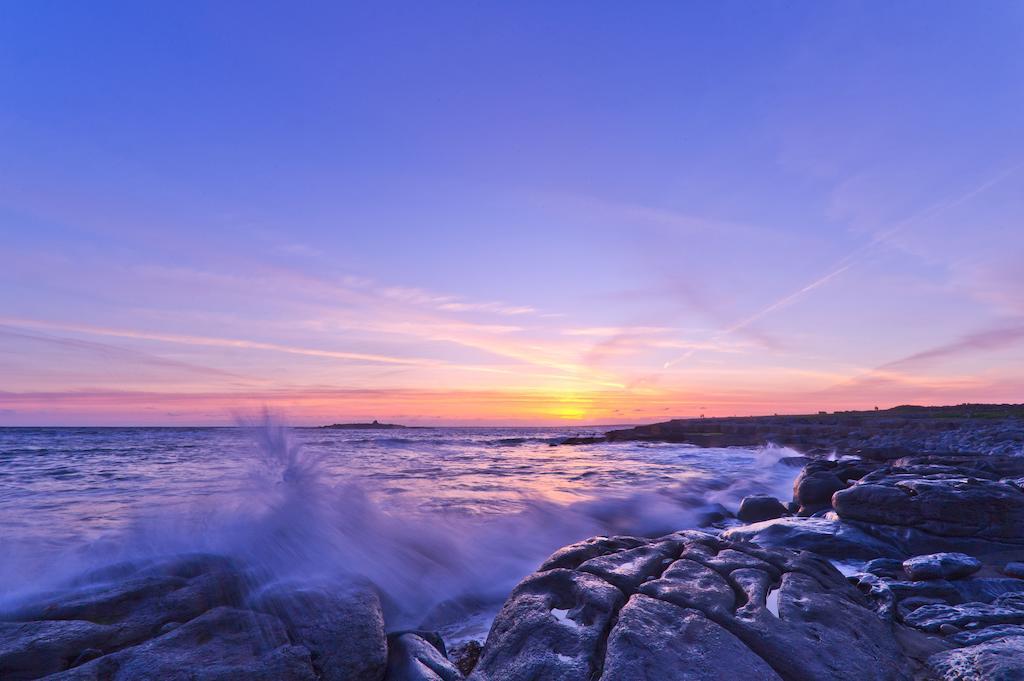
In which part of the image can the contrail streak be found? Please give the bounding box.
[664,162,1023,369]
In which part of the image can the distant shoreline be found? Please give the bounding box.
[318,420,419,430]
[555,402,1024,457]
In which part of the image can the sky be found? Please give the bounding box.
[1,2,1023,426]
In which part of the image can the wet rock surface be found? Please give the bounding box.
[469,531,912,681]
[249,579,388,681]
[902,553,982,581]
[5,411,1024,680]
[0,555,387,681]
[721,516,902,560]
[48,607,317,681]
[928,635,1024,681]
[736,494,788,523]
[384,632,462,681]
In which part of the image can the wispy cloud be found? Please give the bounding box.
[0,325,249,380]
[663,163,1024,370]
[0,317,444,367]
[882,322,1024,370]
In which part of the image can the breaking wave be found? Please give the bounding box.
[0,416,800,640]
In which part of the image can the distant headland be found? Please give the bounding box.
[318,420,418,429]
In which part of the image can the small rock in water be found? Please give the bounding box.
[384,632,463,681]
[736,495,787,523]
[793,463,847,514]
[903,553,982,581]
[1004,561,1024,578]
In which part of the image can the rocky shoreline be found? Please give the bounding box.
[565,403,1024,458]
[3,407,1024,680]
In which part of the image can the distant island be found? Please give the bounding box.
[319,420,417,429]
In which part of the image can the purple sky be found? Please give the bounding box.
[1,3,1023,425]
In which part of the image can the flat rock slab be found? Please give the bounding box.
[48,607,317,681]
[599,595,782,681]
[929,636,1024,681]
[833,474,1024,541]
[903,593,1024,632]
[470,531,912,681]
[721,516,902,560]
[903,553,982,581]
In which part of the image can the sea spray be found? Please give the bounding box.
[0,419,802,640]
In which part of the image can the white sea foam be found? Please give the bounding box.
[0,416,801,638]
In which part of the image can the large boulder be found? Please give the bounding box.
[833,472,1024,542]
[793,462,847,514]
[468,568,624,680]
[736,495,787,523]
[470,531,913,681]
[0,620,116,680]
[0,555,248,679]
[599,595,783,680]
[249,580,387,681]
[0,555,386,681]
[47,606,317,680]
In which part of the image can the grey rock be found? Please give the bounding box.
[865,558,906,579]
[722,516,901,560]
[538,536,647,571]
[637,559,734,614]
[472,531,912,681]
[48,606,317,681]
[928,636,1024,680]
[384,632,462,681]
[950,624,1024,645]
[576,540,680,592]
[1004,562,1024,578]
[249,580,387,681]
[903,592,1024,632]
[737,495,788,523]
[903,553,982,581]
[468,568,625,681]
[952,578,1024,605]
[4,554,246,652]
[448,640,482,677]
[833,475,1024,540]
[0,620,115,680]
[793,463,847,513]
[598,595,783,680]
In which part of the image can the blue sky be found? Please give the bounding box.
[1,2,1022,424]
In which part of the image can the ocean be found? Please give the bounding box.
[0,421,799,643]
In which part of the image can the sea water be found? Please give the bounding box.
[0,419,799,643]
